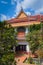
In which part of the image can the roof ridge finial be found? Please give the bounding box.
[21,6,23,12]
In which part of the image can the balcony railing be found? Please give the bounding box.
[16,37,26,40]
[16,34,26,40]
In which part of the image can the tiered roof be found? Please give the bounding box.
[7,9,43,27]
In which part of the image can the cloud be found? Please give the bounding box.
[10,0,43,15]
[11,0,22,17]
[14,0,35,16]
[21,0,37,9]
[12,2,21,17]
[11,14,16,18]
[26,12,31,16]
[21,0,43,10]
[0,14,7,21]
[11,0,16,5]
[0,14,10,21]
[15,2,21,13]
[35,7,43,15]
[21,0,43,15]
[0,0,43,21]
[12,0,35,17]
[1,1,8,4]
[11,0,21,5]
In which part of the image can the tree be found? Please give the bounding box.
[26,24,43,54]
[36,23,43,59]
[26,30,40,53]
[0,21,17,65]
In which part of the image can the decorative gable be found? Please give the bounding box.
[17,11,28,18]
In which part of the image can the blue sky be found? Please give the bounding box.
[0,0,43,21]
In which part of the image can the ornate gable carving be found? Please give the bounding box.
[17,11,28,18]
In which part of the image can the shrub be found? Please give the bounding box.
[27,57,33,64]
[36,49,43,59]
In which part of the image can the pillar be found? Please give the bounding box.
[26,44,30,52]
[15,28,17,32]
[25,27,28,34]
[13,46,15,53]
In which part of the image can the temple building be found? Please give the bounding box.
[7,9,43,53]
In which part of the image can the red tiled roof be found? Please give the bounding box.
[41,15,43,22]
[7,15,43,24]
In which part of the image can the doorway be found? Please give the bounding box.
[16,45,26,52]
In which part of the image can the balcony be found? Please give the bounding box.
[16,27,29,40]
[16,33,26,40]
[16,37,26,40]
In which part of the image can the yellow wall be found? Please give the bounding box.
[10,21,40,27]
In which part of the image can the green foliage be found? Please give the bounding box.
[24,57,35,64]
[30,24,41,32]
[0,21,17,65]
[36,49,43,58]
[26,31,40,53]
[14,60,16,65]
[27,57,33,64]
[26,24,43,54]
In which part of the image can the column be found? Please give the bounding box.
[15,28,17,32]
[26,44,30,52]
[25,27,28,34]
[13,46,15,53]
